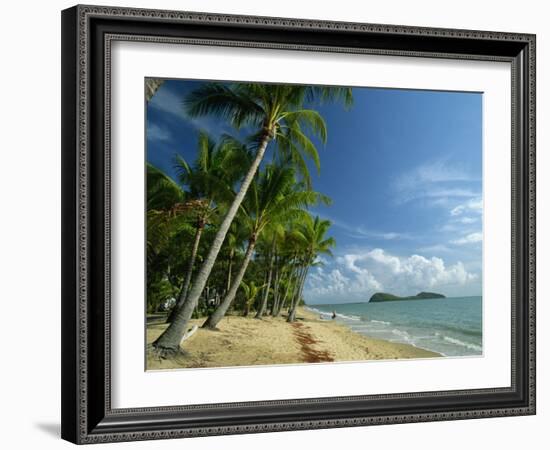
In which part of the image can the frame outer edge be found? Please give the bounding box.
[527,34,536,414]
[64,4,537,444]
[77,3,534,41]
[61,5,80,445]
[77,3,91,444]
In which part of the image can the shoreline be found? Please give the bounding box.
[303,306,444,356]
[147,307,441,370]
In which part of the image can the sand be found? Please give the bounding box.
[147,307,441,370]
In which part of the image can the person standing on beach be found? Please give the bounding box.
[332,311,337,320]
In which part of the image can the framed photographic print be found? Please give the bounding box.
[61,4,536,444]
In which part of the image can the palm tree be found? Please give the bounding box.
[253,223,284,318]
[287,215,335,322]
[240,281,264,317]
[147,163,184,210]
[222,221,248,297]
[153,83,352,355]
[270,229,301,317]
[146,164,190,313]
[145,78,164,102]
[202,164,327,329]
[166,133,247,322]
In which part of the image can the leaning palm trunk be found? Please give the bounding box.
[274,257,296,316]
[255,250,274,318]
[153,130,273,354]
[285,268,301,316]
[202,238,257,329]
[288,266,305,311]
[288,265,309,323]
[166,220,204,323]
[226,249,234,294]
[274,270,293,317]
[270,265,281,315]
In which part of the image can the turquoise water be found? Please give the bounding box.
[308,296,482,357]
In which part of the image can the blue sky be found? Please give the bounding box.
[147,80,483,304]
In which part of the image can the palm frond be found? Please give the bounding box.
[305,86,354,109]
[281,109,328,143]
[184,83,265,129]
[147,163,184,210]
[285,123,321,173]
[275,133,313,187]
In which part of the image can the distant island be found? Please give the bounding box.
[369,292,446,302]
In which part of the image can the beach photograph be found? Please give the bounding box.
[145,78,482,370]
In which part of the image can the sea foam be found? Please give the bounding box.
[370,319,391,325]
[442,336,482,352]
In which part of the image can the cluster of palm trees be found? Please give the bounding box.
[147,81,353,357]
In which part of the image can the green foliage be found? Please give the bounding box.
[148,82,353,320]
[185,82,353,186]
[147,278,176,314]
[240,280,264,315]
[147,163,184,210]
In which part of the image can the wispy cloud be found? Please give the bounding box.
[148,84,227,136]
[418,244,452,254]
[407,188,478,205]
[450,197,483,216]
[322,215,412,241]
[393,160,475,192]
[149,85,185,118]
[147,122,172,142]
[436,199,481,235]
[392,160,480,205]
[458,217,477,224]
[451,232,482,245]
[344,226,412,241]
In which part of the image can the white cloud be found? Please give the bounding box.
[360,249,476,288]
[393,160,475,192]
[432,198,482,243]
[339,254,383,291]
[148,84,225,136]
[308,268,368,297]
[391,160,480,206]
[305,248,478,303]
[396,188,478,205]
[450,198,483,216]
[313,255,329,266]
[325,216,411,241]
[346,227,411,241]
[418,244,451,254]
[149,85,185,118]
[451,232,482,245]
[147,123,172,142]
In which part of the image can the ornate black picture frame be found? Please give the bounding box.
[61,4,536,444]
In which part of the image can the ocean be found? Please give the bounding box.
[307,296,482,357]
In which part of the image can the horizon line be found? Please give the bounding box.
[306,294,483,306]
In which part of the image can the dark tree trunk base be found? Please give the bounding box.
[148,342,187,360]
[201,320,220,331]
